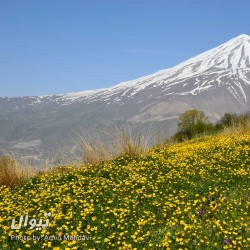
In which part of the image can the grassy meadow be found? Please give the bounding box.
[0,131,250,249]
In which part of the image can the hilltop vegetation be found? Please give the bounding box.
[172,110,250,142]
[0,130,250,249]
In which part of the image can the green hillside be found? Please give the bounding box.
[0,132,250,249]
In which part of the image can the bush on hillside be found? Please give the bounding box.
[172,109,213,141]
[216,112,250,128]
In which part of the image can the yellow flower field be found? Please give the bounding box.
[0,132,250,249]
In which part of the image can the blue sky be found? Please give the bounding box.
[0,0,250,97]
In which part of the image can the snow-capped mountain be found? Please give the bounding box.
[2,34,250,108]
[59,33,250,105]
[1,34,250,165]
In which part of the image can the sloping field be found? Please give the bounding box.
[0,132,250,249]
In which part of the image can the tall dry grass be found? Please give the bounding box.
[110,126,150,159]
[0,152,36,187]
[223,117,250,135]
[72,131,109,167]
[71,124,162,167]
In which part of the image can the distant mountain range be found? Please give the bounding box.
[1,34,250,165]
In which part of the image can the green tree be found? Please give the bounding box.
[217,113,238,127]
[173,109,212,141]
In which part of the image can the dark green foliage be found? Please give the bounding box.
[172,110,250,142]
[172,109,214,142]
[216,112,250,128]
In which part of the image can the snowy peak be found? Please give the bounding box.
[201,33,250,70]
[234,34,250,41]
[171,34,250,75]
[48,34,250,105]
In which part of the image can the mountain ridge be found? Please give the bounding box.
[2,34,250,100]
